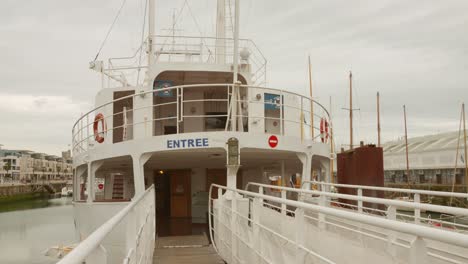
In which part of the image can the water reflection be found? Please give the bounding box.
[0,197,76,264]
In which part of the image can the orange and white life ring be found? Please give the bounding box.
[93,113,106,143]
[320,118,329,143]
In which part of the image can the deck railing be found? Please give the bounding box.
[100,35,267,88]
[209,183,468,263]
[246,182,468,229]
[57,186,155,264]
[72,84,331,155]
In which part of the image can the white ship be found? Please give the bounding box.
[58,1,468,264]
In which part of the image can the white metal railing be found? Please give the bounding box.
[247,182,468,230]
[57,186,155,264]
[101,35,267,88]
[72,84,331,155]
[210,183,468,264]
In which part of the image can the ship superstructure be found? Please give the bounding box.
[59,1,468,264]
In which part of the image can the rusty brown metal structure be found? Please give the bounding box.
[337,144,384,210]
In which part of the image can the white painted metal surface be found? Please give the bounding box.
[210,183,468,264]
[58,186,155,264]
[72,83,330,156]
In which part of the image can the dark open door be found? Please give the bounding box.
[169,170,191,218]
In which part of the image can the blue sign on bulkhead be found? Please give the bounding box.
[167,138,209,149]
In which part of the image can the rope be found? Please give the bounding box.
[93,0,129,61]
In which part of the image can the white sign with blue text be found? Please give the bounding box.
[167,138,209,149]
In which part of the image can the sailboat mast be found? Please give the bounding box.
[148,0,156,66]
[308,56,314,139]
[330,96,334,183]
[349,71,353,150]
[463,103,468,189]
[377,92,381,147]
[404,105,410,184]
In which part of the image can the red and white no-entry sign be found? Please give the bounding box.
[268,135,278,148]
[98,183,104,190]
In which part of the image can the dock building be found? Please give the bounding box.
[383,131,467,185]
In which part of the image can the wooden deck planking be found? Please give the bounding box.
[153,234,225,264]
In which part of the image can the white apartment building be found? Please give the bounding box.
[0,149,72,182]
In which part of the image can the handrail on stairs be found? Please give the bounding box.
[56,185,154,264]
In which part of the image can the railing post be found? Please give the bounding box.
[386,205,397,256]
[230,195,237,264]
[414,193,421,224]
[295,208,305,264]
[86,115,89,149]
[252,197,261,262]
[318,194,326,229]
[258,186,264,205]
[176,87,180,134]
[281,190,287,215]
[357,188,363,213]
[409,237,428,264]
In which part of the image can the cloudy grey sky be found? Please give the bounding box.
[1,0,468,154]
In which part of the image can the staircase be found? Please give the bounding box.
[112,175,124,199]
[42,183,56,194]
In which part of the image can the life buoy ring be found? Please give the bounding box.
[320,118,329,143]
[93,113,106,143]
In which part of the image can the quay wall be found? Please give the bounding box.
[0,182,66,199]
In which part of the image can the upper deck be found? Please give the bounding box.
[92,35,267,89]
[72,83,331,164]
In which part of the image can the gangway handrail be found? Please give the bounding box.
[302,180,468,199]
[57,185,154,264]
[210,183,468,249]
[244,182,468,217]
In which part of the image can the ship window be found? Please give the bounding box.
[113,90,135,143]
[264,93,283,135]
[205,112,227,130]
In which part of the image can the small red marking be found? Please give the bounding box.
[98,183,104,190]
[268,135,278,148]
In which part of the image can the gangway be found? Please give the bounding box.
[56,183,468,264]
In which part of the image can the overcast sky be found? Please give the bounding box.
[1,0,468,155]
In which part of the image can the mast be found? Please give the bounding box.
[377,92,381,147]
[216,0,226,64]
[233,0,240,83]
[463,103,468,189]
[308,56,314,140]
[404,105,410,184]
[148,0,155,66]
[349,71,353,150]
[330,96,334,183]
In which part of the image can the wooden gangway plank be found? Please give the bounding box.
[153,234,224,264]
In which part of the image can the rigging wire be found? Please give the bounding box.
[185,0,213,59]
[93,0,129,61]
[136,0,149,85]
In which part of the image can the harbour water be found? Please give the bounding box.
[0,196,76,264]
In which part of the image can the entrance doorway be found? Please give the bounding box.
[155,169,207,237]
